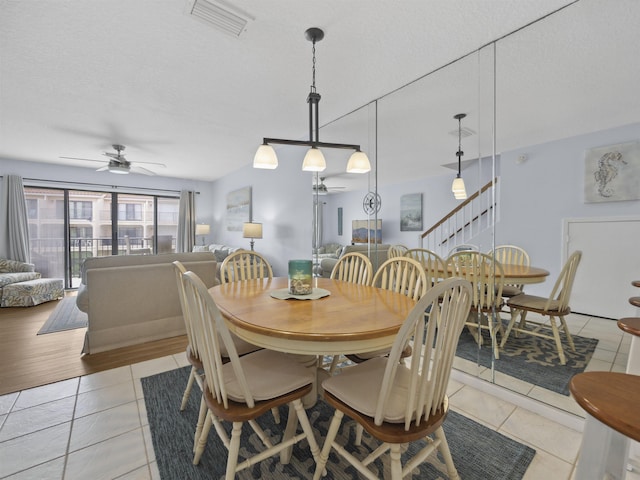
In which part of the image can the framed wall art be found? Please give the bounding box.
[400,193,423,231]
[352,219,382,244]
[584,141,640,203]
[226,186,251,231]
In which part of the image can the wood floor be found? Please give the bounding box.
[0,293,187,396]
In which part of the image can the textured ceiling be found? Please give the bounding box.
[1,0,639,189]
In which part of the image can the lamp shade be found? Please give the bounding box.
[301,147,326,172]
[346,151,371,173]
[195,224,210,236]
[242,222,263,239]
[452,177,467,199]
[253,144,278,169]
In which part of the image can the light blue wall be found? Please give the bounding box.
[209,146,314,276]
[3,121,639,283]
[498,122,640,295]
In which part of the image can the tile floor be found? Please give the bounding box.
[0,312,636,479]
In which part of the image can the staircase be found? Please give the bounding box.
[419,178,498,257]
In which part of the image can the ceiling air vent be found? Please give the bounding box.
[186,0,253,37]
[448,127,476,138]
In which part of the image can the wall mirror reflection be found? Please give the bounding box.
[315,0,639,418]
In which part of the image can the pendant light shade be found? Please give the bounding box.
[253,143,278,169]
[302,147,326,172]
[346,150,371,173]
[452,113,468,200]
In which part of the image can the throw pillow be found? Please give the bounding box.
[192,246,207,252]
[213,249,228,263]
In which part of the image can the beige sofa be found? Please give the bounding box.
[77,252,218,354]
[319,244,391,278]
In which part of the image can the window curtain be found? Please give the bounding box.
[176,190,196,253]
[2,175,31,263]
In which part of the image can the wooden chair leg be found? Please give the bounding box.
[313,410,344,480]
[390,443,403,480]
[560,315,576,352]
[549,316,567,365]
[180,366,197,411]
[435,427,460,480]
[193,394,207,452]
[193,410,212,465]
[225,422,243,480]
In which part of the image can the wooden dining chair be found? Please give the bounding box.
[347,256,428,365]
[446,252,505,359]
[488,245,530,298]
[387,244,409,259]
[312,277,473,480]
[330,251,373,285]
[404,247,447,288]
[501,250,582,365]
[173,261,263,451]
[324,252,374,374]
[181,270,322,478]
[446,243,479,259]
[219,250,273,284]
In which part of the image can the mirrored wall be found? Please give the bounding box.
[317,0,637,416]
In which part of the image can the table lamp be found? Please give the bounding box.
[242,222,262,251]
[195,224,210,245]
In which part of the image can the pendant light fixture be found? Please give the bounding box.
[452,113,468,200]
[253,28,370,174]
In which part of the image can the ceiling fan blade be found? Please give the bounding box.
[133,160,166,168]
[103,152,125,162]
[131,166,156,176]
[96,166,109,172]
[59,156,105,163]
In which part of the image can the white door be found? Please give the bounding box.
[565,217,640,319]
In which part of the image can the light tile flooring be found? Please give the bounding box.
[0,312,636,479]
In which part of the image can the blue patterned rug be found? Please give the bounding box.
[142,366,535,479]
[456,319,599,395]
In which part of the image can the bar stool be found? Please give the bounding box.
[570,372,640,480]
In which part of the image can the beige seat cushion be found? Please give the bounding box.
[322,356,419,423]
[222,349,314,402]
[508,293,563,313]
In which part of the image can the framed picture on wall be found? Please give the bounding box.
[400,193,423,231]
[584,141,640,203]
[226,186,251,231]
[352,219,382,244]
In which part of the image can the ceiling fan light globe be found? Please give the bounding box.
[302,147,326,172]
[346,151,371,173]
[253,144,278,169]
[108,164,130,174]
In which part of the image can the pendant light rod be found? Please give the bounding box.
[260,137,364,152]
[253,27,370,173]
[454,112,466,177]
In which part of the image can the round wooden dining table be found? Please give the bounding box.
[209,277,416,356]
[497,264,549,285]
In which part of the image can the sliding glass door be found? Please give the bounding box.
[24,186,179,288]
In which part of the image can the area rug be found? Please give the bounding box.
[142,366,535,480]
[456,319,599,396]
[37,296,87,334]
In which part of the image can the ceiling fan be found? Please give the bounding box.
[60,144,166,176]
[312,177,346,195]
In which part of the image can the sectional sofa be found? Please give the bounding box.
[77,251,218,354]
